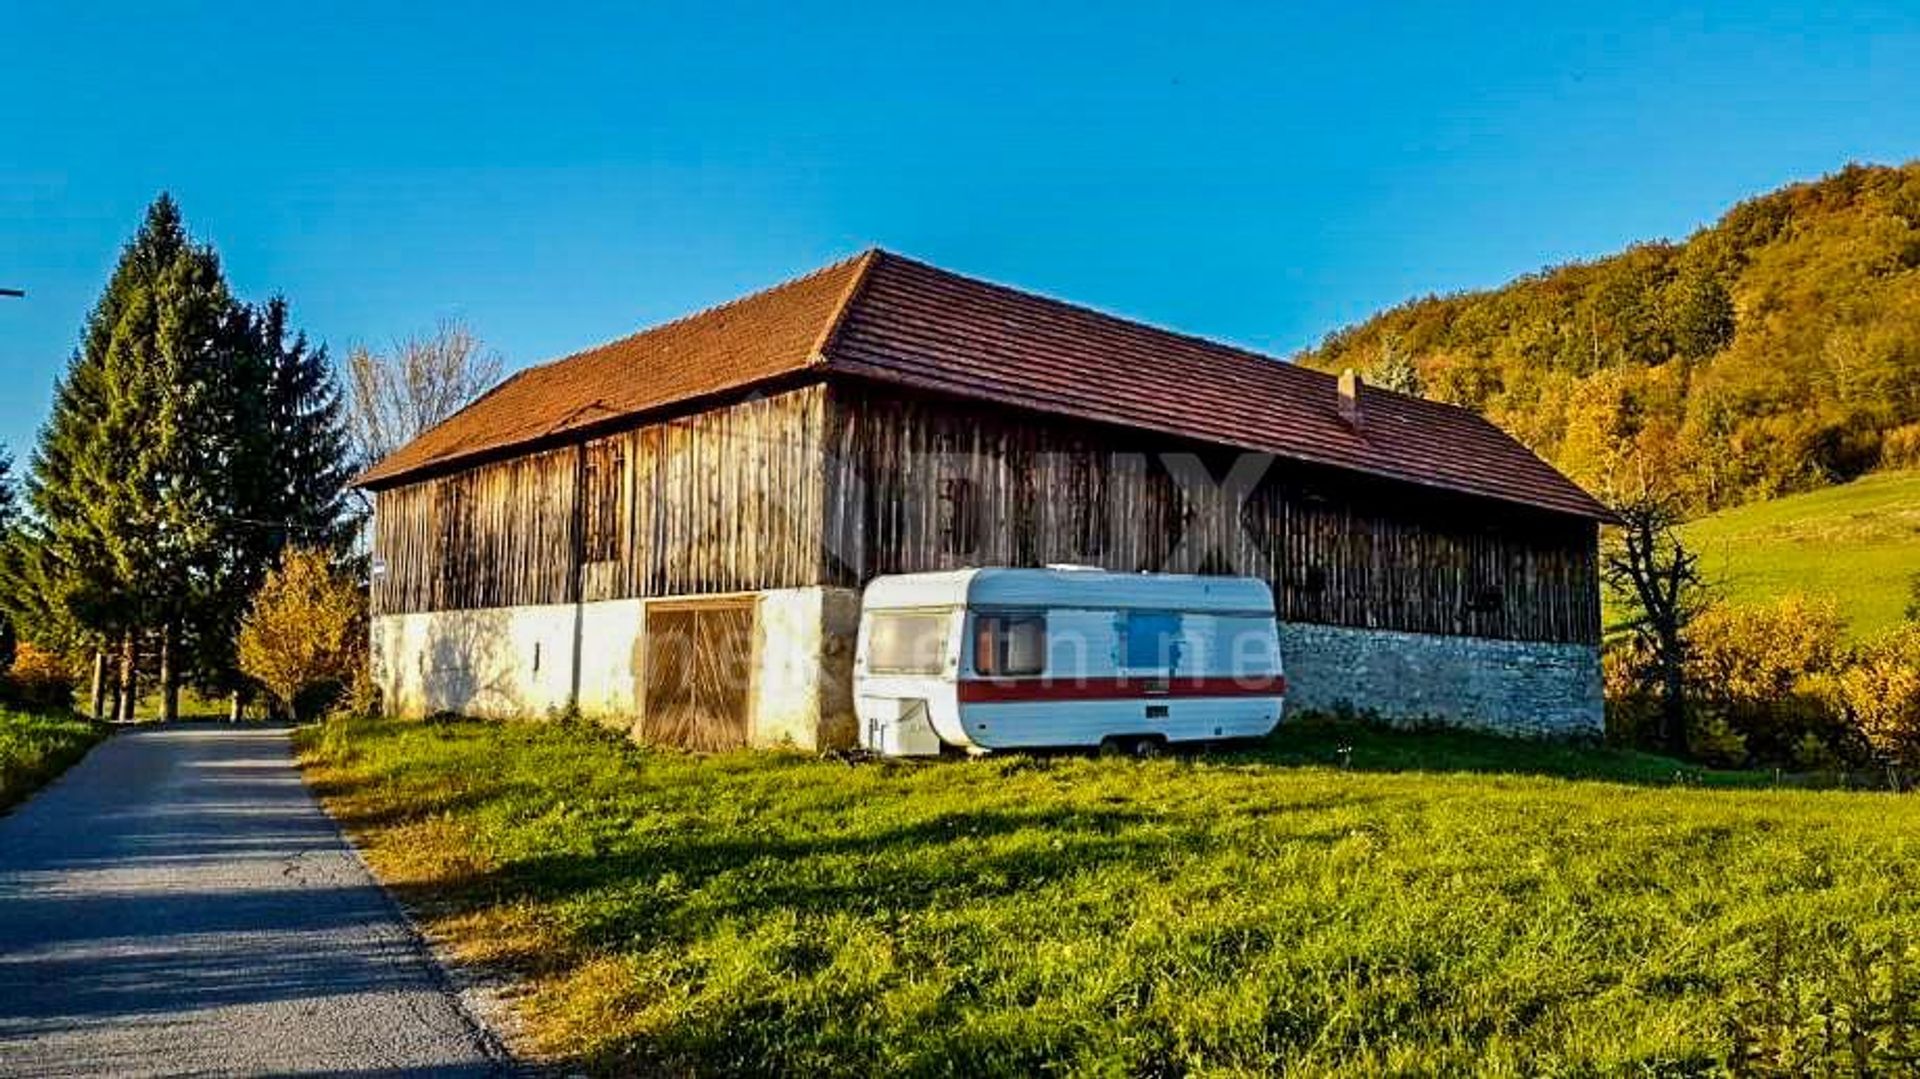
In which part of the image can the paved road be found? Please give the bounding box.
[0,723,507,1077]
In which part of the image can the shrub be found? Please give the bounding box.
[1832,624,1920,770]
[1688,595,1845,700]
[2,641,78,712]
[344,663,382,719]
[1880,420,1920,470]
[1684,596,1853,767]
[1686,711,1749,768]
[1601,640,1661,747]
[236,546,366,722]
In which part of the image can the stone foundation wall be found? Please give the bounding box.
[1278,623,1603,739]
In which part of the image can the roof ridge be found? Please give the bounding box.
[805,247,883,364]
[858,252,1530,435]
[860,250,1318,369]
[845,251,1469,407]
[359,246,1610,520]
[828,251,1613,520]
[527,248,875,376]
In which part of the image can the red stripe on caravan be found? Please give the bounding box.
[956,675,1286,703]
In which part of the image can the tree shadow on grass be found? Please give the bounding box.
[1220,718,1775,789]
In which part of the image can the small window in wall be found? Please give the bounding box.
[868,611,950,675]
[974,613,1046,677]
[584,439,627,564]
[939,476,980,555]
[1123,610,1183,670]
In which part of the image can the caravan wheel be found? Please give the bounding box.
[1097,736,1128,758]
[1133,737,1167,760]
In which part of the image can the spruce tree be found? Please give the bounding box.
[243,297,356,554]
[26,194,237,721]
[18,195,355,721]
[192,297,357,704]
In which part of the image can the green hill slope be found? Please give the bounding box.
[1298,163,1920,514]
[1678,469,1920,639]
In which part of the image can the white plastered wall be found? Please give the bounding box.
[371,586,863,750]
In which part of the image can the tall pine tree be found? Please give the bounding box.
[13,195,354,721]
[192,296,358,706]
[28,196,234,719]
[240,297,356,555]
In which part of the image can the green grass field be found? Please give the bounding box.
[1658,469,1920,639]
[300,715,1920,1075]
[0,707,108,812]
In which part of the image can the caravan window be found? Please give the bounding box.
[1123,610,1183,670]
[868,611,951,675]
[974,613,1046,677]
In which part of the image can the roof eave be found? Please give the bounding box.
[818,364,1615,524]
[353,368,834,492]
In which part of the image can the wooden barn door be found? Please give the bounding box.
[643,599,757,750]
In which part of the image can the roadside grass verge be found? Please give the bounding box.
[299,715,1920,1075]
[0,707,109,812]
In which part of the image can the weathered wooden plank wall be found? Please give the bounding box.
[822,382,1600,645]
[372,385,827,614]
[370,444,580,615]
[371,378,1600,647]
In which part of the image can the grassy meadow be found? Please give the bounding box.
[0,707,108,812]
[1662,469,1920,639]
[300,715,1920,1075]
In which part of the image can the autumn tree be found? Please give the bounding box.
[236,546,365,721]
[1298,162,1920,514]
[1365,334,1424,397]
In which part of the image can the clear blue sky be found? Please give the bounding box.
[3,2,1916,461]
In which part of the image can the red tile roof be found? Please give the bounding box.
[353,253,871,488]
[358,249,1612,521]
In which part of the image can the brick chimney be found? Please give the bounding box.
[1337,368,1363,429]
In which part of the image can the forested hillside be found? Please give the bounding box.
[1298,163,1920,511]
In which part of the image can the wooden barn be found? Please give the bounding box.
[357,250,1612,749]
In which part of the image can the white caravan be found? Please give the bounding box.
[854,567,1286,756]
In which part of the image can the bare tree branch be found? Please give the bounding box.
[1603,489,1707,755]
[342,318,503,465]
